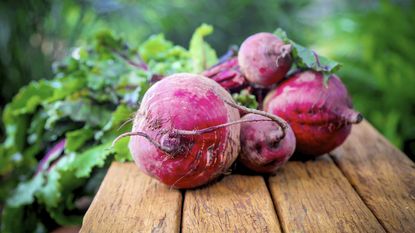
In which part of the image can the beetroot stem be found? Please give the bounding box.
[224,100,288,139]
[112,102,289,153]
[174,118,273,136]
[112,119,275,154]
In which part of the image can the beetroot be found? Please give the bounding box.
[264,70,363,157]
[239,114,296,173]
[202,57,248,92]
[238,32,292,87]
[124,73,241,188]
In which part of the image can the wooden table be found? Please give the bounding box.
[80,121,415,233]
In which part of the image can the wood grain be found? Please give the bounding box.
[80,162,182,233]
[182,175,281,233]
[331,120,415,233]
[269,155,385,233]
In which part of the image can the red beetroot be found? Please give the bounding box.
[239,114,296,173]
[202,57,248,92]
[264,70,363,157]
[126,73,241,188]
[238,32,292,87]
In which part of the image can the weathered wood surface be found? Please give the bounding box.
[80,162,182,233]
[182,175,281,233]
[268,155,385,233]
[331,120,415,233]
[81,121,415,233]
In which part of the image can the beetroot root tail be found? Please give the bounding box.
[111,131,174,154]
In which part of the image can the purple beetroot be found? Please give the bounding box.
[238,32,292,87]
[239,114,296,173]
[126,73,241,188]
[264,70,363,157]
[202,57,248,92]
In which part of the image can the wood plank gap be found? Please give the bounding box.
[268,155,385,233]
[80,162,182,233]
[330,153,389,232]
[265,176,285,233]
[182,175,281,233]
[179,190,185,233]
[331,121,415,233]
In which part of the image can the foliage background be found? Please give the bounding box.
[1,0,414,158]
[0,0,414,231]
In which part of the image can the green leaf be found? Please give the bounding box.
[0,174,19,202]
[139,35,192,75]
[0,145,12,175]
[139,34,173,62]
[36,169,62,208]
[1,205,24,233]
[86,59,128,92]
[103,104,134,131]
[189,24,218,72]
[1,111,37,194]
[42,122,81,143]
[35,153,85,225]
[70,142,112,178]
[27,111,47,145]
[95,29,124,52]
[316,54,343,73]
[0,27,208,231]
[112,137,132,162]
[47,75,87,102]
[95,105,133,162]
[1,115,28,174]
[291,43,342,73]
[95,104,134,141]
[2,105,28,152]
[273,28,342,75]
[6,174,44,207]
[46,204,83,226]
[0,205,40,233]
[65,127,94,153]
[44,99,112,129]
[5,80,54,116]
[273,28,289,42]
[232,90,258,109]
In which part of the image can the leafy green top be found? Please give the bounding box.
[274,28,342,82]
[0,24,214,232]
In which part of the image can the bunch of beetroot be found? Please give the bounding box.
[114,30,362,189]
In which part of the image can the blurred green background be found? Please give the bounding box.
[0,0,414,159]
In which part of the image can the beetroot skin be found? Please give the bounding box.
[264,70,362,157]
[238,32,292,87]
[128,73,240,188]
[202,57,248,92]
[239,114,296,173]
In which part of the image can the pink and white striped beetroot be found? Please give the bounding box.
[239,114,295,174]
[264,70,363,157]
[238,32,292,87]
[125,73,241,188]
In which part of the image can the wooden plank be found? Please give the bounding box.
[182,175,281,233]
[80,162,182,233]
[331,120,415,233]
[269,155,385,233]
